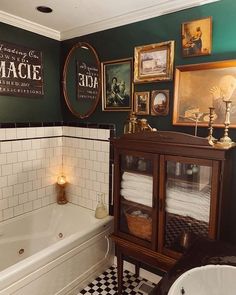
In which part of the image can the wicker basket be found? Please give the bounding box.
[125,211,152,241]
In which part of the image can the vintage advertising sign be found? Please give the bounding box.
[0,41,43,97]
[77,61,99,100]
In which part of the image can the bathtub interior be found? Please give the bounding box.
[0,203,114,295]
[168,264,236,295]
[0,203,113,272]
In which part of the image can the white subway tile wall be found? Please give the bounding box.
[0,126,111,222]
[62,126,110,210]
[0,127,63,222]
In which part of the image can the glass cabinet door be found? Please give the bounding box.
[118,152,156,247]
[160,156,214,256]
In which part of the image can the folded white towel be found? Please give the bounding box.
[122,172,153,185]
[166,187,210,207]
[165,198,209,223]
[122,195,152,207]
[121,180,152,193]
[120,188,152,200]
[166,198,209,214]
[120,172,153,207]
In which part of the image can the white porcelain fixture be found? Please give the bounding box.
[0,203,114,295]
[168,264,236,295]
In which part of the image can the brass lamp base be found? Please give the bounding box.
[214,140,236,149]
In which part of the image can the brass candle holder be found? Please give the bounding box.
[56,175,68,204]
[124,112,138,134]
[215,100,236,148]
[193,112,202,137]
[206,107,217,145]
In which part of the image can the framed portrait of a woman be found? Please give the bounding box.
[181,17,212,57]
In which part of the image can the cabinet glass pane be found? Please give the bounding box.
[121,155,153,174]
[164,161,211,252]
[119,154,153,242]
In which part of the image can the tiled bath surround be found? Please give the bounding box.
[62,126,110,210]
[0,125,112,222]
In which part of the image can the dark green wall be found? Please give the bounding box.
[61,0,236,139]
[0,22,62,122]
[61,0,236,243]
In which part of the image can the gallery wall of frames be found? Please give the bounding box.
[61,0,236,139]
[60,0,236,247]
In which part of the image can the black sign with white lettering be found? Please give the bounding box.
[77,61,99,100]
[0,41,43,97]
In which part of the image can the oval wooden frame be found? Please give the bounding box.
[62,42,101,119]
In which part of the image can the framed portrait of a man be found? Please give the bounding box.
[102,58,133,111]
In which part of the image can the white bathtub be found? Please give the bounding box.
[168,264,236,295]
[0,203,114,295]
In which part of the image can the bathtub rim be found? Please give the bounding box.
[0,202,109,229]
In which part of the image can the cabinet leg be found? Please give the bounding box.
[117,249,123,295]
[135,261,140,277]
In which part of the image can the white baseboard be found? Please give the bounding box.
[113,257,162,285]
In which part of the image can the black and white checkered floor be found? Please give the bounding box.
[79,266,156,295]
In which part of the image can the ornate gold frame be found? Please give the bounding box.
[151,90,169,116]
[173,60,236,127]
[101,58,133,111]
[134,91,150,115]
[181,16,212,58]
[134,40,175,83]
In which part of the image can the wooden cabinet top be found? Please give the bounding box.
[111,131,236,160]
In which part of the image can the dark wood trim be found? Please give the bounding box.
[111,131,236,294]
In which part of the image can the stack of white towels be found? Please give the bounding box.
[120,172,153,207]
[120,172,210,223]
[166,183,210,223]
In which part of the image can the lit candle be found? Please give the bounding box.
[57,175,66,185]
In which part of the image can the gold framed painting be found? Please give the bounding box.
[134,40,175,83]
[151,90,169,116]
[181,16,212,57]
[173,60,236,127]
[134,91,150,115]
[101,58,133,111]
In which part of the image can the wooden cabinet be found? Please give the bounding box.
[110,131,235,294]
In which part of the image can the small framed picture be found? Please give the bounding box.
[181,16,212,57]
[134,40,175,83]
[101,58,133,111]
[151,90,169,116]
[134,91,150,115]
